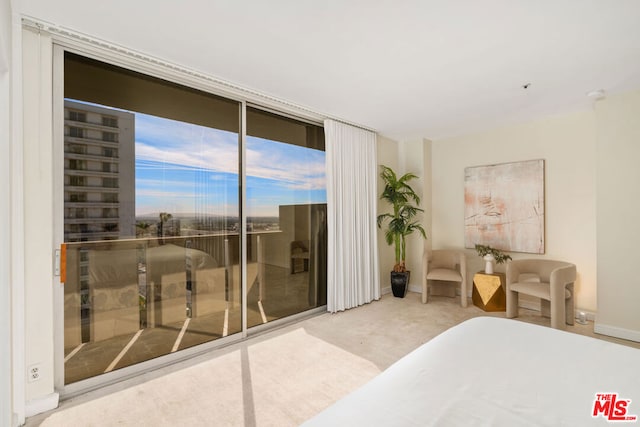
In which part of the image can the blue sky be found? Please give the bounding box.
[134,112,326,217]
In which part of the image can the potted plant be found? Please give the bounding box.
[474,244,512,274]
[377,165,427,297]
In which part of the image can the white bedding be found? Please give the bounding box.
[302,317,640,426]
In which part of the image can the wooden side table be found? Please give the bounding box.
[472,271,506,312]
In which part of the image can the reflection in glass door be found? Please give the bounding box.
[245,107,327,328]
[63,53,241,384]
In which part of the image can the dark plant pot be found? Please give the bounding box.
[390,271,410,298]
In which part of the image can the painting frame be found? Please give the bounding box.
[464,159,545,254]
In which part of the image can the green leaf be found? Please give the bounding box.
[378,165,427,270]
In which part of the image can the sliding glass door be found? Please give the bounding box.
[63,53,242,384]
[61,52,326,386]
[245,107,327,327]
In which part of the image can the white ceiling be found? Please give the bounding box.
[15,0,640,140]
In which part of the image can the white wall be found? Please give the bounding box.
[399,139,431,292]
[431,110,598,313]
[21,27,59,414]
[376,135,398,292]
[594,89,640,341]
[377,137,431,294]
[1,0,13,425]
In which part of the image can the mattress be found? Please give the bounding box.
[302,317,640,426]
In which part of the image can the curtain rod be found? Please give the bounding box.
[324,118,377,134]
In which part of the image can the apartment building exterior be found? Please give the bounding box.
[64,100,135,242]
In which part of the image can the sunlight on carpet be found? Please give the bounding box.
[39,328,381,427]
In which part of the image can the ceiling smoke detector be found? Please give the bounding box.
[587,89,606,100]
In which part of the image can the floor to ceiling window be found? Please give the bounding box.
[62,53,326,385]
[245,107,327,327]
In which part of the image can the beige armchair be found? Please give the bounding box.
[422,250,467,307]
[506,259,576,330]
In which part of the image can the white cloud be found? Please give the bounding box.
[134,113,327,193]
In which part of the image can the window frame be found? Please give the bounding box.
[51,39,328,397]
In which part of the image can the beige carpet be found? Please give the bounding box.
[27,292,640,426]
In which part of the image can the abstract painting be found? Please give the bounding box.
[464,159,544,254]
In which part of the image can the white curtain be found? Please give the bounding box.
[325,119,380,313]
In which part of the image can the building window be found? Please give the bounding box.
[71,208,87,219]
[69,110,87,122]
[102,208,118,219]
[102,177,118,188]
[102,148,117,158]
[69,176,86,187]
[102,131,118,142]
[66,144,86,154]
[69,192,87,202]
[102,116,118,127]
[69,127,85,138]
[68,159,86,170]
[103,223,119,232]
[102,193,118,203]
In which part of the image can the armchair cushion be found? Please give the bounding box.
[509,282,571,300]
[426,268,463,282]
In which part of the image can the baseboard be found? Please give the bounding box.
[383,285,597,323]
[25,392,59,417]
[518,300,597,322]
[594,322,640,343]
[408,284,422,294]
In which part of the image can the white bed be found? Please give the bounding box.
[302,317,640,426]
